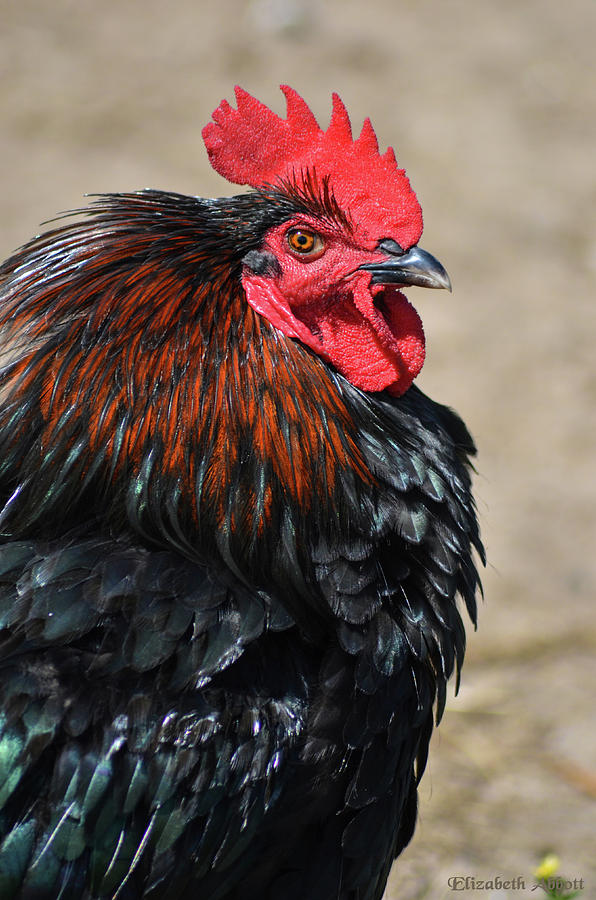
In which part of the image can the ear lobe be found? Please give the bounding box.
[242,250,282,277]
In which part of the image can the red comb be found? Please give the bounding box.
[202,86,423,249]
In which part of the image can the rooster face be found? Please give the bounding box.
[241,208,451,396]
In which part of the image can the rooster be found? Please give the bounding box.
[0,86,482,899]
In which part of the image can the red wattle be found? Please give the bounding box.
[316,283,425,395]
[243,274,425,397]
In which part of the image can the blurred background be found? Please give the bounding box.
[1,1,594,896]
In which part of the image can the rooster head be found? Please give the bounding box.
[203,85,451,396]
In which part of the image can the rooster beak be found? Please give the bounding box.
[359,244,452,291]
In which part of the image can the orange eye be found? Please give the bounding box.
[286,228,325,259]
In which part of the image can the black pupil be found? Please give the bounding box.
[296,233,309,246]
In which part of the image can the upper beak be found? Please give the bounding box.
[359,244,452,291]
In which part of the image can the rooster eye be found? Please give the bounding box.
[286,228,325,259]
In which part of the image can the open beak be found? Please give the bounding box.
[359,244,452,291]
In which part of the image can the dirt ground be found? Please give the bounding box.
[1,1,594,897]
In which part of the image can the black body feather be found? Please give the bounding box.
[0,190,482,898]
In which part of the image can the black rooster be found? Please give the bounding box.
[0,86,483,899]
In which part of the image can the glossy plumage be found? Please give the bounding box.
[0,92,482,899]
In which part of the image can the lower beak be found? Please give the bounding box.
[359,245,452,291]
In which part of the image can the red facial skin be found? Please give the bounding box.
[242,215,426,397]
